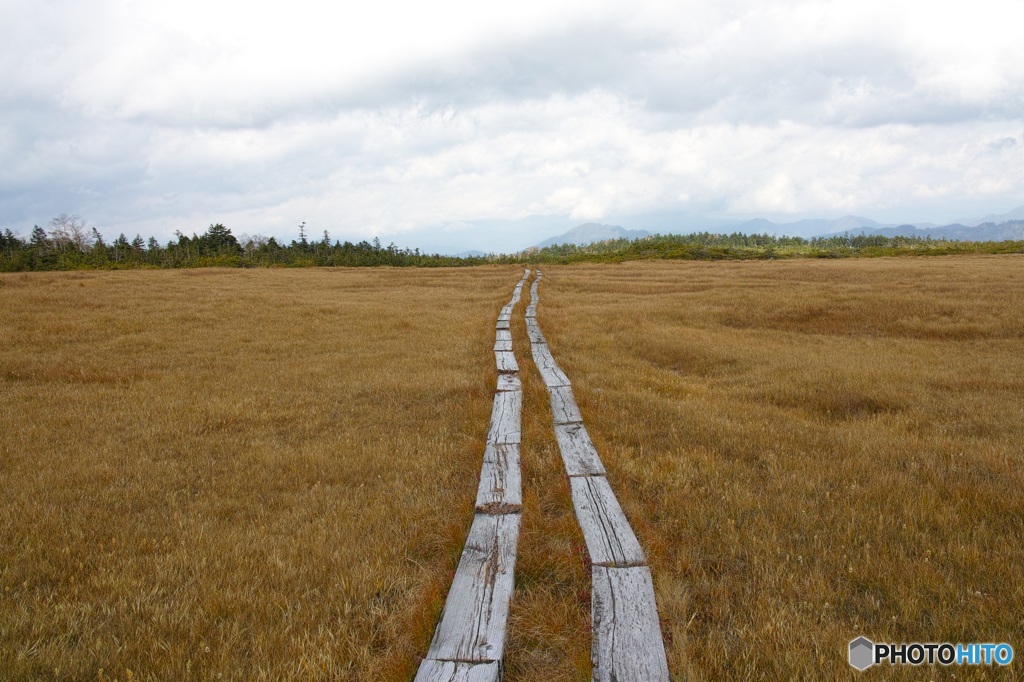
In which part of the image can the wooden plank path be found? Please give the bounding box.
[527,271,670,682]
[415,270,530,682]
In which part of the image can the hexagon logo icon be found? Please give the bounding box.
[849,637,875,671]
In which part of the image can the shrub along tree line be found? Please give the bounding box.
[2,215,1022,272]
[520,231,1024,263]
[0,217,485,271]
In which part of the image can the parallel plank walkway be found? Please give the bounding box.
[526,271,670,682]
[415,270,530,682]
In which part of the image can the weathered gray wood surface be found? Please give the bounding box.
[496,373,521,392]
[554,423,606,476]
[494,350,518,373]
[475,443,522,513]
[425,513,521,663]
[494,328,512,352]
[414,660,500,682]
[569,475,645,567]
[549,385,582,424]
[591,566,670,682]
[417,270,528,680]
[487,389,522,445]
[525,321,546,345]
[531,344,571,387]
[524,304,537,318]
[528,268,670,680]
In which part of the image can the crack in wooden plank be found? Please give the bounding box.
[414,659,501,682]
[592,567,670,682]
[569,475,645,567]
[475,444,521,512]
[425,514,520,663]
[496,373,521,392]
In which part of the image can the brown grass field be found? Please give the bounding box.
[1,256,1022,680]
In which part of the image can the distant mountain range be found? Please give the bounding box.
[533,223,652,249]
[830,220,1024,242]
[955,205,1024,227]
[530,207,1024,249]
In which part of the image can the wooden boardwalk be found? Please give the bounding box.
[415,270,530,682]
[526,271,670,682]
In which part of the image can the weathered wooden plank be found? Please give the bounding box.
[525,322,546,345]
[549,385,582,424]
[495,319,510,330]
[475,443,522,513]
[414,660,500,682]
[569,475,645,567]
[494,350,518,374]
[496,373,521,392]
[497,313,511,323]
[531,344,570,387]
[524,304,537,318]
[493,337,512,352]
[425,513,521,663]
[495,329,512,343]
[487,389,522,445]
[554,423,606,476]
[591,566,670,682]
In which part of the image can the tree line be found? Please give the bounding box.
[519,231,1024,263]
[2,214,1022,272]
[0,216,486,271]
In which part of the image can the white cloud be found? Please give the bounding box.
[1,0,1022,247]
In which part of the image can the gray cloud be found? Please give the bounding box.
[1,0,1022,246]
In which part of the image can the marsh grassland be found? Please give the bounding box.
[2,256,1022,680]
[0,267,526,680]
[535,256,1024,680]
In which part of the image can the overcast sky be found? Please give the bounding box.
[2,0,1022,251]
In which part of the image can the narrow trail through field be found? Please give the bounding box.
[415,270,530,682]
[527,270,670,682]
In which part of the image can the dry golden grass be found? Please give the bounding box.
[0,267,528,680]
[534,256,1024,680]
[4,257,1022,680]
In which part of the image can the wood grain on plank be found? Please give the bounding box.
[554,423,607,476]
[475,443,522,513]
[591,566,670,682]
[425,513,521,663]
[495,319,510,330]
[494,337,512,352]
[495,350,518,374]
[549,385,582,424]
[496,373,521,392]
[525,321,546,345]
[569,476,645,567]
[414,660,500,682]
[531,344,571,387]
[487,388,522,445]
